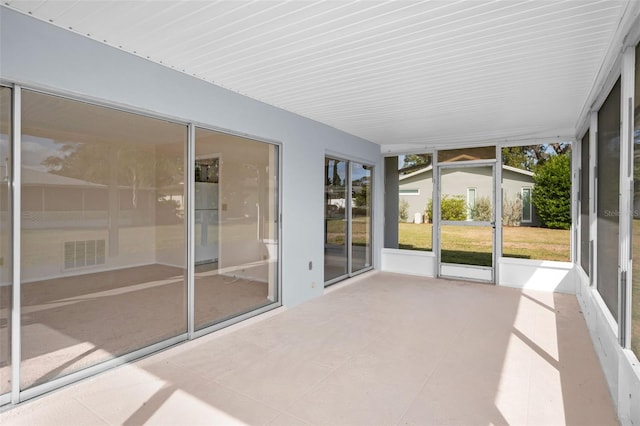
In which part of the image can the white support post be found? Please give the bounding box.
[619,46,635,347]
[187,124,195,338]
[589,112,598,286]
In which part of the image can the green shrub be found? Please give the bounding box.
[426,195,467,221]
[532,154,571,229]
[399,199,409,222]
[502,195,523,226]
[471,196,492,221]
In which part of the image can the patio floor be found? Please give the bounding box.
[0,272,618,425]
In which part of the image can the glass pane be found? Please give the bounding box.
[351,162,372,273]
[522,188,532,222]
[194,129,279,330]
[439,166,493,267]
[440,166,493,222]
[501,144,571,261]
[398,153,432,251]
[597,78,621,320]
[0,87,12,396]
[438,146,496,163]
[581,131,590,276]
[632,43,640,359]
[20,90,187,389]
[325,158,347,282]
[440,225,493,267]
[467,188,476,220]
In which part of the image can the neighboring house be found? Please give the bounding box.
[399,165,540,226]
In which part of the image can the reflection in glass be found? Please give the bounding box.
[324,158,348,282]
[580,132,590,276]
[597,79,621,320]
[632,43,640,359]
[0,87,12,396]
[20,90,187,389]
[397,153,432,251]
[351,163,372,273]
[194,128,279,330]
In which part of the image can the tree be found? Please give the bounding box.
[532,154,571,229]
[502,143,572,172]
[353,183,369,208]
[402,154,432,169]
[399,199,409,222]
[501,146,537,171]
[42,141,183,208]
[471,196,492,221]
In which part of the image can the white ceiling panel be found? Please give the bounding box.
[4,0,634,148]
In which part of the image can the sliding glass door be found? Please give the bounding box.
[1,87,282,404]
[324,157,373,285]
[0,87,12,402]
[20,90,188,390]
[194,128,280,330]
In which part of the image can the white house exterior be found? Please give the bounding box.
[399,165,538,225]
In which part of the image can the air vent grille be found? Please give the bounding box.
[64,240,106,269]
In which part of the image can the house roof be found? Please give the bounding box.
[22,167,105,188]
[399,164,534,181]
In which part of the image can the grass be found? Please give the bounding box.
[326,217,370,246]
[396,222,571,266]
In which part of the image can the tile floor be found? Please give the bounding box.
[0,272,618,425]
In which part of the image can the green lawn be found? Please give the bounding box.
[326,217,370,246]
[397,222,570,266]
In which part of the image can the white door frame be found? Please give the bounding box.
[435,160,496,283]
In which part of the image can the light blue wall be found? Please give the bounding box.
[0,7,381,307]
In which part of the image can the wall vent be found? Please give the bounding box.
[64,240,106,269]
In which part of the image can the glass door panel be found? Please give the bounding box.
[20,90,187,390]
[351,163,372,273]
[194,128,279,330]
[0,87,12,398]
[324,158,348,282]
[438,165,494,282]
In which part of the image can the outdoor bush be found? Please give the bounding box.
[426,195,466,221]
[399,199,409,222]
[532,154,571,229]
[471,196,492,221]
[502,195,523,226]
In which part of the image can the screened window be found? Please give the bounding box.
[390,153,433,251]
[632,43,640,359]
[438,146,495,162]
[597,78,621,320]
[580,131,590,276]
[501,144,571,261]
[399,189,420,195]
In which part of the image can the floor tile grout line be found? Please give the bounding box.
[266,321,396,419]
[394,319,472,426]
[73,395,112,425]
